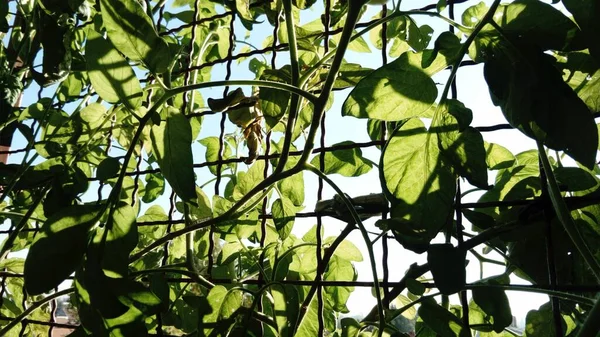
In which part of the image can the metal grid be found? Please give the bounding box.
[0,1,599,336]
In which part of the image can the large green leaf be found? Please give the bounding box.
[562,0,600,62]
[100,0,170,73]
[484,43,598,168]
[418,298,470,337]
[464,0,584,54]
[272,197,302,240]
[199,136,235,175]
[259,68,291,130]
[201,285,228,336]
[427,244,466,295]
[471,276,512,333]
[272,285,299,337]
[24,204,102,295]
[294,295,336,337]
[484,142,515,170]
[380,118,456,251]
[86,29,143,110]
[436,100,489,189]
[324,255,356,313]
[232,160,265,201]
[525,302,567,337]
[342,52,437,121]
[310,141,374,177]
[93,202,138,278]
[150,107,197,204]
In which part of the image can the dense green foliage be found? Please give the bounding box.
[0,0,599,336]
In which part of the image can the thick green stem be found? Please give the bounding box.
[295,2,363,167]
[171,79,318,104]
[274,0,302,175]
[0,288,74,336]
[304,163,385,336]
[536,142,600,281]
[465,284,595,306]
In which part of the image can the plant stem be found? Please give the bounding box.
[536,141,600,281]
[274,0,302,175]
[130,267,214,289]
[0,288,74,336]
[296,1,363,167]
[465,284,595,306]
[304,163,385,336]
[170,79,318,104]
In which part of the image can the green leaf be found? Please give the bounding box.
[94,202,138,277]
[150,107,197,204]
[232,160,265,201]
[418,298,470,337]
[24,204,102,295]
[86,29,143,110]
[563,0,600,62]
[202,285,228,336]
[472,276,512,333]
[484,142,515,170]
[554,166,600,192]
[235,0,253,21]
[340,317,361,337]
[436,100,489,189]
[324,255,356,312]
[380,118,456,251]
[272,197,302,240]
[464,0,583,53]
[577,70,600,112]
[406,278,426,296]
[525,302,566,337]
[259,68,291,130]
[427,244,466,295]
[272,285,299,337]
[142,172,165,203]
[294,295,336,337]
[57,72,86,103]
[330,239,363,262]
[310,141,374,177]
[199,136,234,175]
[100,0,171,73]
[96,157,121,181]
[342,52,437,121]
[79,103,109,130]
[293,0,317,10]
[484,43,598,168]
[218,288,243,321]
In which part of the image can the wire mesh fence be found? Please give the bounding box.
[1,0,599,336]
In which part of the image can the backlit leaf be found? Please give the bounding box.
[380,118,456,251]
[86,29,143,110]
[100,0,171,73]
[24,204,102,295]
[343,52,437,121]
[418,298,470,337]
[150,107,197,204]
[310,141,374,177]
